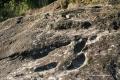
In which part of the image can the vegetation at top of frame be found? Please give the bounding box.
[0,0,56,22]
[0,0,120,22]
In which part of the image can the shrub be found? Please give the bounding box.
[0,0,56,22]
[0,0,120,22]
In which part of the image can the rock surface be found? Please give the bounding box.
[0,4,120,80]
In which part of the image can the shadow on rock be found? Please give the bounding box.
[9,37,71,60]
[74,37,88,54]
[34,62,57,72]
[67,53,86,70]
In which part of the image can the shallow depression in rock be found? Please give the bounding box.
[67,53,86,70]
[74,38,88,54]
[34,62,58,72]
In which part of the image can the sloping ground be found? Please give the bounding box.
[0,4,120,80]
[26,0,60,15]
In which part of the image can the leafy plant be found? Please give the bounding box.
[0,0,56,22]
[0,0,120,22]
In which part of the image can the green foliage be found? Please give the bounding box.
[0,0,29,21]
[0,0,56,22]
[0,0,120,22]
[14,1,29,15]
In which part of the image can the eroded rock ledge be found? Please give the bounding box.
[0,5,120,80]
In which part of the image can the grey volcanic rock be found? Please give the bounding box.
[0,5,120,80]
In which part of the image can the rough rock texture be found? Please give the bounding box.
[0,4,120,80]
